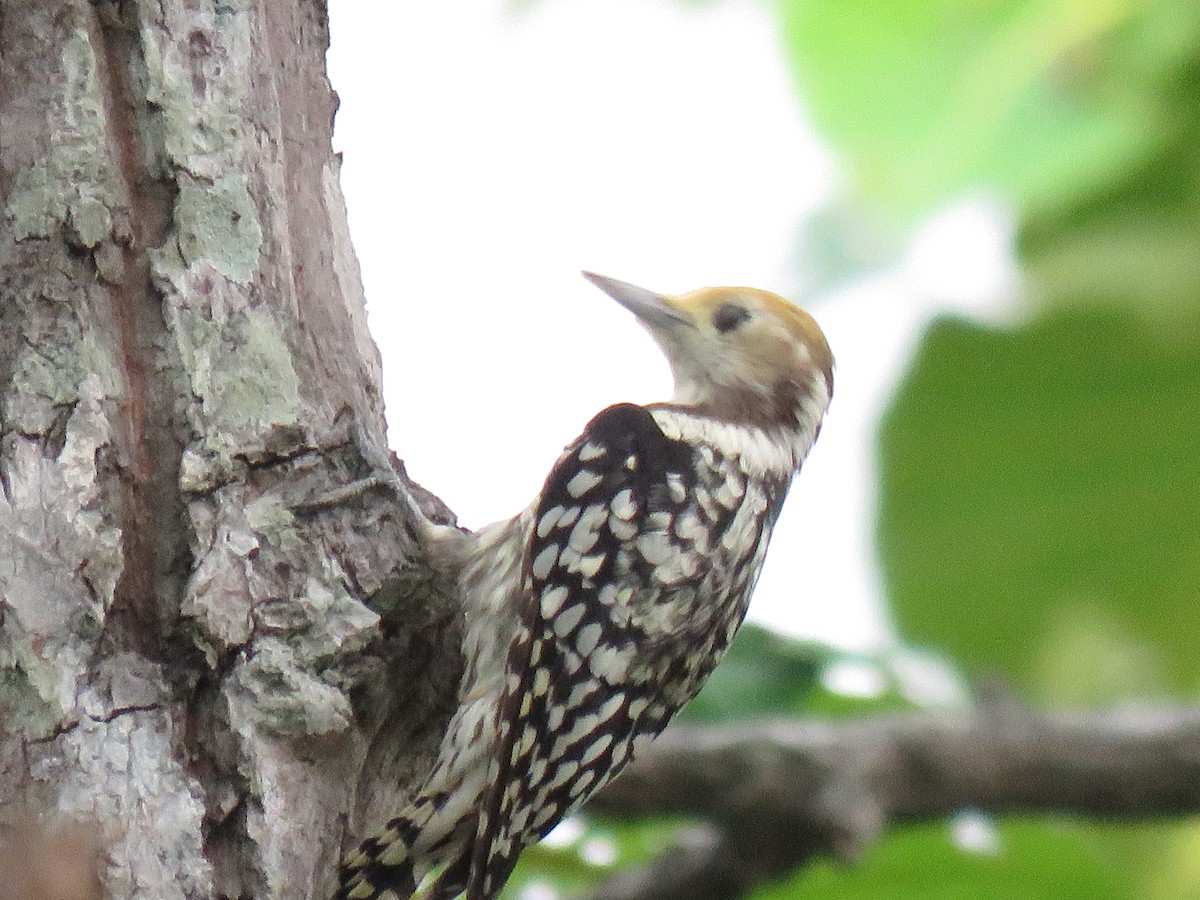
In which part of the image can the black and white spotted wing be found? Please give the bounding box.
[466,402,725,898]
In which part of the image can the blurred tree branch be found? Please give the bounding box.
[584,705,1200,900]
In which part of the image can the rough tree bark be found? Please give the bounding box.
[4,4,1200,900]
[0,2,460,897]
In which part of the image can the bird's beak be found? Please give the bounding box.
[582,272,692,331]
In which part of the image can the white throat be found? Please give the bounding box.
[649,406,821,478]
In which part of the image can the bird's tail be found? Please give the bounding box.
[335,795,485,900]
[334,813,423,900]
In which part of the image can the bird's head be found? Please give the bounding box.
[584,272,833,434]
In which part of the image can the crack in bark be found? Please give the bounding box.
[21,704,162,746]
[85,2,191,662]
[95,703,161,724]
[24,719,83,745]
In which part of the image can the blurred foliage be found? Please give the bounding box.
[781,0,1194,213]
[779,0,1200,709]
[505,818,685,899]
[680,623,937,721]
[776,1,1200,899]
[878,310,1200,701]
[758,818,1140,900]
[782,0,1200,316]
[677,623,828,722]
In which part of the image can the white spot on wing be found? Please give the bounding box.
[567,681,597,707]
[571,768,597,797]
[559,546,582,572]
[588,643,633,680]
[646,510,672,531]
[656,551,699,585]
[713,481,738,508]
[575,622,602,656]
[674,511,707,543]
[553,603,587,638]
[597,693,625,722]
[582,733,614,764]
[549,759,580,788]
[533,544,559,579]
[537,505,565,538]
[532,667,551,697]
[609,517,638,541]
[531,802,562,831]
[609,737,631,769]
[556,713,601,754]
[579,442,606,462]
[666,472,686,503]
[610,488,636,520]
[568,504,606,553]
[541,584,569,617]
[567,469,602,498]
[578,554,605,578]
[637,532,673,566]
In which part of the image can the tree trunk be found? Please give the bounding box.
[0,2,458,896]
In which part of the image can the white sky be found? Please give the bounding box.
[326,0,1018,652]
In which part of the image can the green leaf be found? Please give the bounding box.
[778,0,1189,220]
[877,310,1200,701]
[755,818,1152,899]
[680,624,829,723]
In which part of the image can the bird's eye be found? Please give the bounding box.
[712,303,750,334]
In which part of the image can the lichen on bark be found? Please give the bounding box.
[1,3,458,897]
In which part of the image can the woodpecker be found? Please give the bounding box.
[337,273,833,900]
